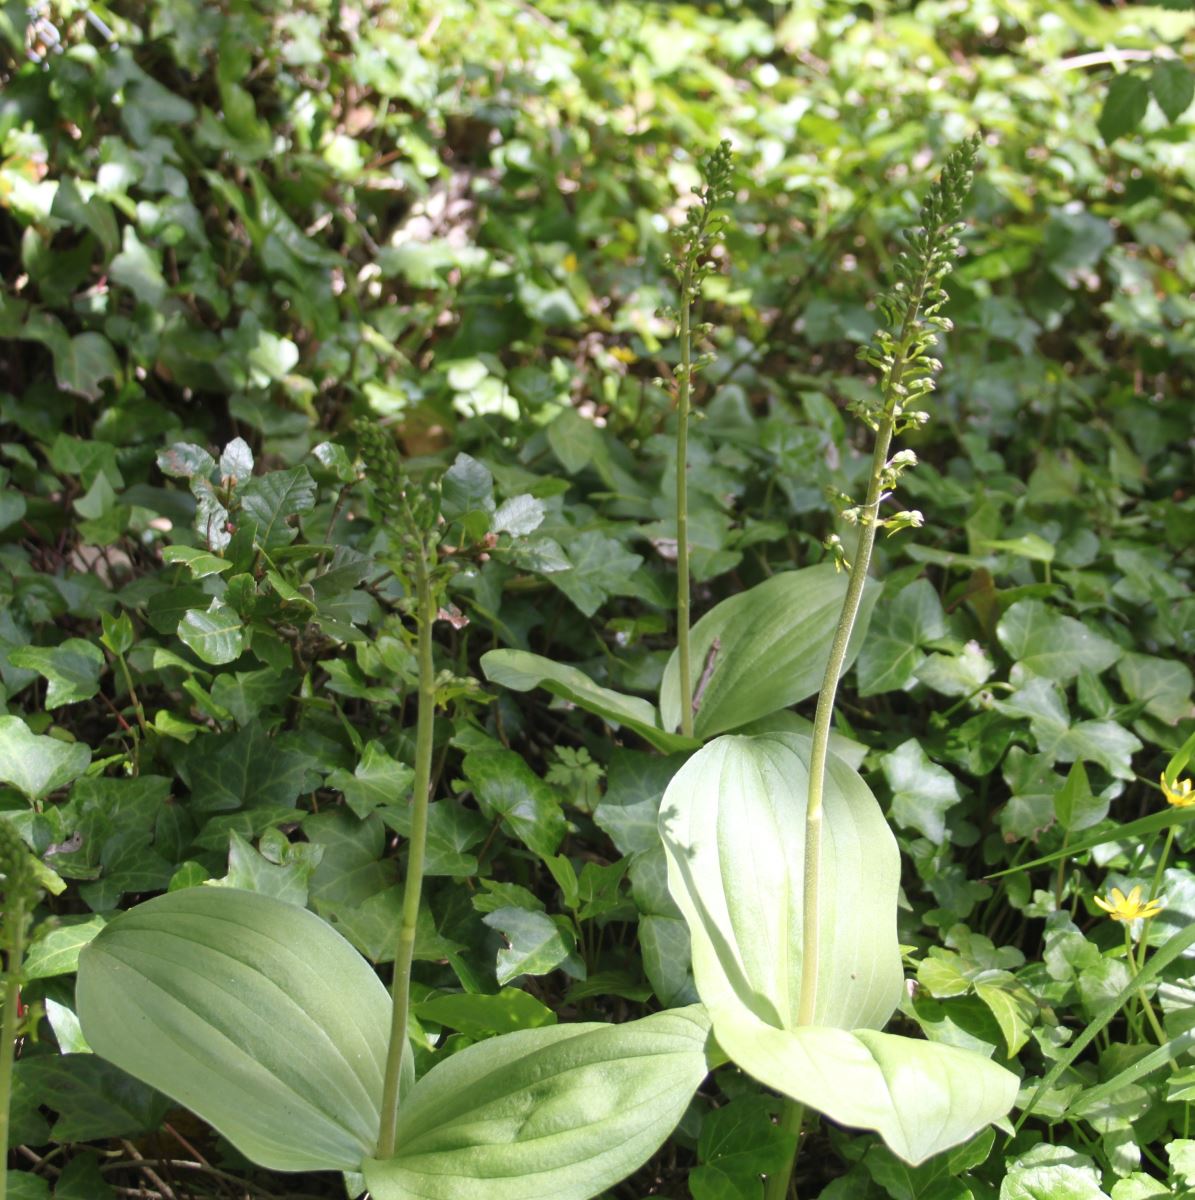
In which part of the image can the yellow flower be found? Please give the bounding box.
[1162,773,1195,808]
[1094,885,1165,923]
[562,253,579,273]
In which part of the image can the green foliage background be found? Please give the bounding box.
[0,0,1193,1197]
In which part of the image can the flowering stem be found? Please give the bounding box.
[676,243,698,740]
[1149,826,1175,905]
[0,897,26,1200]
[377,542,436,1158]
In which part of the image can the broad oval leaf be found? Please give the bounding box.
[76,887,391,1173]
[481,649,698,753]
[659,733,1018,1162]
[659,565,878,738]
[708,1010,1020,1167]
[660,733,903,1032]
[364,1006,711,1200]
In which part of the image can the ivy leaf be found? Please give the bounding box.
[14,1055,170,1142]
[462,750,565,859]
[1099,73,1150,143]
[326,741,415,820]
[482,907,576,984]
[997,600,1121,682]
[881,738,962,843]
[23,914,109,980]
[441,453,495,537]
[856,580,946,696]
[177,722,319,813]
[8,638,105,707]
[0,716,91,801]
[1150,60,1194,123]
[549,530,643,617]
[690,1095,799,1200]
[238,466,316,548]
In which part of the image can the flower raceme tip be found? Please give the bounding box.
[1162,773,1194,808]
[1093,885,1165,923]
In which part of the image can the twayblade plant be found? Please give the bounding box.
[75,429,712,1199]
[658,138,1019,1191]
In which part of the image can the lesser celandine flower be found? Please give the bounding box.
[1094,885,1166,923]
[1162,773,1194,808]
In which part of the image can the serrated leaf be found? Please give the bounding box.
[177,602,245,665]
[492,493,545,536]
[1151,60,1194,122]
[1099,73,1150,143]
[77,887,391,1172]
[238,466,317,548]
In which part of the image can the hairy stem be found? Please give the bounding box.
[377,546,436,1158]
[676,250,697,740]
[797,259,934,1027]
[0,899,26,1200]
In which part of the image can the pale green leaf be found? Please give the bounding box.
[661,565,877,736]
[363,1007,711,1200]
[660,733,903,1034]
[660,733,1017,1163]
[77,887,390,1173]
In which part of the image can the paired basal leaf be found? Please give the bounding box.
[76,887,391,1172]
[364,1006,712,1200]
[659,733,1019,1163]
[659,566,877,738]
